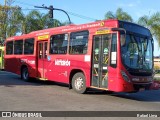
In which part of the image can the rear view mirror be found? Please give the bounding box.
[120,34,126,46]
[111,28,126,46]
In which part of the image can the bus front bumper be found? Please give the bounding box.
[133,83,152,91]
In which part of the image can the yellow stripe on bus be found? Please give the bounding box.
[95,30,110,35]
[37,78,48,81]
[38,35,49,40]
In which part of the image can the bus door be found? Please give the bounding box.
[37,41,48,79]
[92,34,111,88]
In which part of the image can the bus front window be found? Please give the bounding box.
[121,34,153,71]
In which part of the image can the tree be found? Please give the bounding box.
[0,3,21,43]
[0,0,64,42]
[138,12,160,46]
[7,7,24,36]
[20,10,62,34]
[104,8,133,22]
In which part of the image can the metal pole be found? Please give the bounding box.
[34,5,72,24]
[53,8,71,24]
[4,0,6,6]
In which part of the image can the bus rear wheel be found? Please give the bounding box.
[21,67,29,81]
[72,72,86,94]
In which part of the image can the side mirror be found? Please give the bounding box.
[111,28,126,47]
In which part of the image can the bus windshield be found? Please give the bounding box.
[121,34,153,70]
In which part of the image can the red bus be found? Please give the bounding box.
[4,19,154,93]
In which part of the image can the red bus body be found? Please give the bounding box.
[4,19,154,93]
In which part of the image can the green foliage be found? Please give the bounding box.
[154,65,160,70]
[154,65,160,75]
[0,2,66,42]
[138,12,160,47]
[0,4,19,42]
[104,8,133,22]
[1,3,160,50]
[23,10,62,33]
[104,8,160,48]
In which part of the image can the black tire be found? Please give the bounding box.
[21,67,29,81]
[72,72,87,94]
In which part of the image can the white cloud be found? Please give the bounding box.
[118,3,136,8]
[128,3,136,7]
[118,0,142,8]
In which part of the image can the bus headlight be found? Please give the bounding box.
[121,71,130,82]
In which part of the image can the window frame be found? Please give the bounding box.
[6,41,14,55]
[24,38,35,55]
[110,33,117,68]
[14,39,23,55]
[69,30,89,55]
[50,33,69,55]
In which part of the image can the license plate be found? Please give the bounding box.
[139,88,145,91]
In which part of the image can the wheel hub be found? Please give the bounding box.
[75,77,83,90]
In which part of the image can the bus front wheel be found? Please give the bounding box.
[72,72,86,94]
[21,67,29,81]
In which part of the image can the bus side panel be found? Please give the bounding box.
[46,55,91,86]
[5,55,37,78]
[108,67,118,91]
[21,56,37,78]
[108,67,134,92]
[45,55,68,83]
[5,57,18,74]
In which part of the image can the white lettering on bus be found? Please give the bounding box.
[28,60,35,65]
[21,59,27,63]
[55,59,70,66]
[21,59,35,65]
[62,23,100,32]
[35,32,50,36]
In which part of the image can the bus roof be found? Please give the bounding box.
[6,19,151,41]
[6,19,118,41]
[119,20,151,37]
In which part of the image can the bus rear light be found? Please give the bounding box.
[121,71,130,82]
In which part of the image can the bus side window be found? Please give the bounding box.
[69,30,89,54]
[50,34,68,54]
[14,40,23,55]
[24,38,34,55]
[6,41,13,55]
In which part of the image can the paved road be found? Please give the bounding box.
[0,71,160,120]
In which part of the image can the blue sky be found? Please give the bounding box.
[1,0,160,56]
